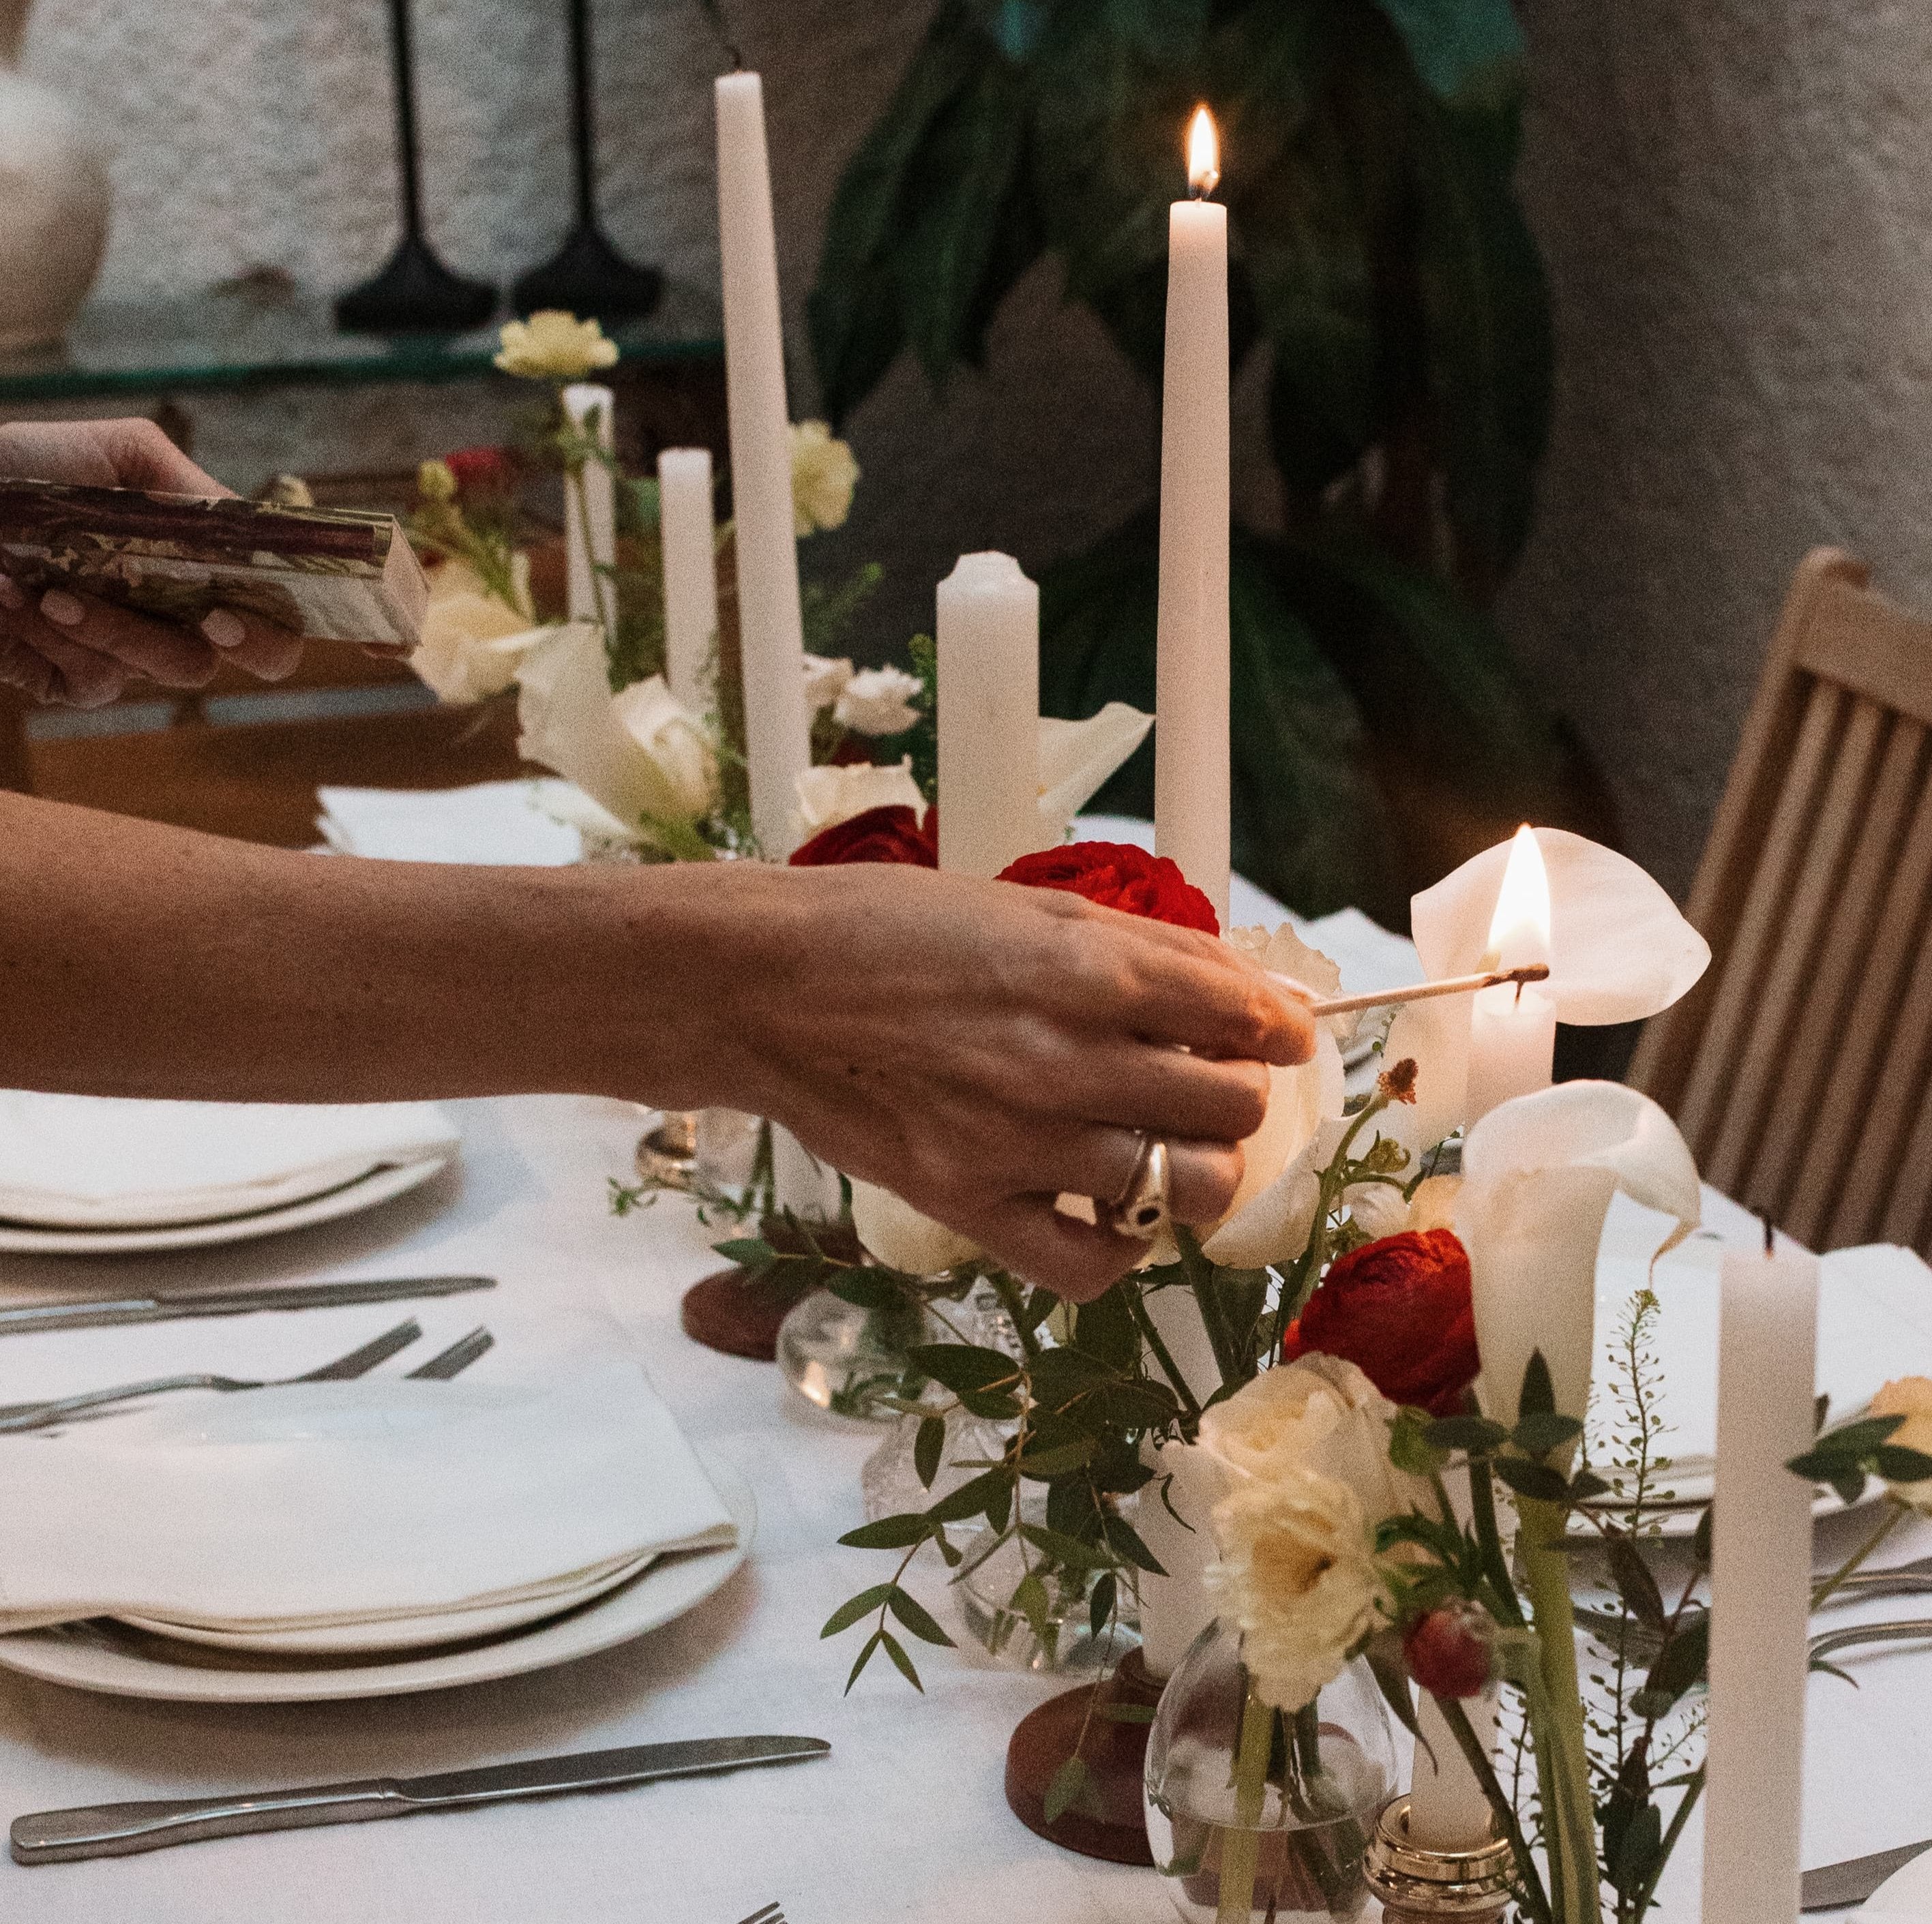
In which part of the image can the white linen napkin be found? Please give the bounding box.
[0,1094,460,1229]
[0,1349,733,1633]
[316,780,586,865]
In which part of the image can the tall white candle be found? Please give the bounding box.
[936,552,1039,877]
[1409,1689,1500,1851]
[1466,826,1556,1121]
[715,71,809,857]
[561,382,616,632]
[1153,107,1231,929]
[657,447,717,713]
[1701,1231,1818,1924]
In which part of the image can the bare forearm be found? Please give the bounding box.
[0,794,724,1106]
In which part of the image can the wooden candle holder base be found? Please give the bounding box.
[1003,1646,1163,1865]
[678,1267,796,1362]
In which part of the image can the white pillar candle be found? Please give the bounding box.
[1409,1688,1500,1850]
[715,71,809,857]
[1701,1232,1819,1924]
[1466,825,1556,1121]
[1153,108,1230,929]
[936,552,1039,877]
[657,447,717,714]
[561,382,616,632]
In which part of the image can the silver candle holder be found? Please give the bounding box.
[1362,1796,1515,1921]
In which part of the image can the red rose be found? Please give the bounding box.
[1281,1227,1478,1417]
[1404,1601,1496,1698]
[443,446,516,494]
[790,805,938,869]
[996,841,1219,934]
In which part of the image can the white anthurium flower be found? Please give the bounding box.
[516,627,707,846]
[834,665,923,736]
[793,757,927,837]
[849,1178,981,1277]
[411,554,543,704]
[1457,1081,1701,1427]
[1401,828,1712,1145]
[802,653,854,710]
[610,676,718,819]
[1037,704,1153,843]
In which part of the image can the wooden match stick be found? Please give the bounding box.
[1281,963,1550,1019]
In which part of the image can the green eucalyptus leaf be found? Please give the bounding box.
[1043,1754,1093,1826]
[877,1627,925,1692]
[1605,1535,1667,1633]
[1516,1350,1556,1420]
[887,1586,957,1648]
[820,1584,899,1638]
[915,1415,947,1490]
[1423,1415,1509,1456]
[1490,1456,1568,1505]
[1512,1410,1584,1460]
[845,1628,885,1694]
[925,1466,1013,1527]
[1089,1570,1118,1642]
[840,1514,933,1551]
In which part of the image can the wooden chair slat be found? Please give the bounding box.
[1881,1067,1932,1249]
[1762,716,1927,1242]
[1800,580,1932,729]
[1832,912,1932,1246]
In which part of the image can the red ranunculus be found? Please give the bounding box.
[443,446,516,494]
[1403,1600,1496,1698]
[1281,1227,1479,1417]
[996,841,1219,934]
[789,805,938,869]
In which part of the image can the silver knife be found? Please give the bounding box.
[0,1276,495,1337]
[11,1736,831,1864]
[1801,1837,1932,1910]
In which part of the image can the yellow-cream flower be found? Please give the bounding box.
[417,458,458,503]
[1871,1378,1932,1510]
[1208,1469,1383,1712]
[494,310,619,381]
[410,554,541,704]
[790,420,859,535]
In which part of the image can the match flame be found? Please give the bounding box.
[1484,824,1552,970]
[1187,106,1220,197]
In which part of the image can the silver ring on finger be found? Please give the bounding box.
[1105,1132,1170,1239]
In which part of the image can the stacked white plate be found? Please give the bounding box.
[0,1093,461,1254]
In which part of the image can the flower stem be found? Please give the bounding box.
[1215,1676,1275,1924]
[1437,1693,1554,1924]
[1811,1499,1906,1610]
[1125,1282,1203,1422]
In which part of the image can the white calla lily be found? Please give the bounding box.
[1037,704,1153,843]
[1457,1081,1701,1426]
[793,757,928,837]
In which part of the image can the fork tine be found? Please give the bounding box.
[732,1906,784,1924]
[298,1318,422,1382]
[404,1327,493,1381]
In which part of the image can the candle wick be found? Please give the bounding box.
[1762,1214,1776,1255]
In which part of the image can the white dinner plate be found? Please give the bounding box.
[0,1157,451,1257]
[117,1546,662,1655]
[0,1453,754,1703]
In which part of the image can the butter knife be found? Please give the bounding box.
[12,1735,831,1863]
[1801,1837,1932,1910]
[0,1276,495,1337]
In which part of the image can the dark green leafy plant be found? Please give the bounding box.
[810,0,1608,922]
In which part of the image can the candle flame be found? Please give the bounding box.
[1187,106,1220,196]
[1483,824,1552,970]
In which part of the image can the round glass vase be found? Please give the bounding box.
[776,1289,941,1423]
[1144,1618,1395,1923]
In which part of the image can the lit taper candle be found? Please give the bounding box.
[657,447,717,714]
[936,552,1039,877]
[1153,106,1231,928]
[715,70,809,856]
[1465,825,1557,1121]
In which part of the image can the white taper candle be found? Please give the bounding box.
[715,71,809,856]
[1701,1231,1819,1924]
[657,447,717,714]
[936,552,1039,877]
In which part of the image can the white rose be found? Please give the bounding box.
[493,310,618,381]
[1208,1469,1383,1712]
[1344,1183,1409,1242]
[833,665,922,737]
[1406,1174,1462,1233]
[516,627,712,845]
[850,1179,981,1276]
[410,554,542,704]
[803,654,854,710]
[610,676,718,818]
[790,421,859,535]
[793,757,927,835]
[1198,1352,1427,1530]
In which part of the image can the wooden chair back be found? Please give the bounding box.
[1629,547,1932,1253]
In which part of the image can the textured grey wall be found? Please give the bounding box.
[19,0,1914,892]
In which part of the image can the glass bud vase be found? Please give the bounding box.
[1144,1618,1395,1923]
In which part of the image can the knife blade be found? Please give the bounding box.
[1801,1837,1932,1910]
[10,1736,831,1864]
[0,1276,496,1337]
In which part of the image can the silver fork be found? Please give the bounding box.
[732,1906,784,1924]
[1576,1602,1932,1667]
[403,1326,492,1380]
[0,1317,424,1433]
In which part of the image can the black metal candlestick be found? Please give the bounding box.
[336,0,499,334]
[511,0,663,322]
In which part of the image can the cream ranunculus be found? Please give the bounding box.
[793,757,927,836]
[410,554,543,704]
[790,421,859,535]
[1199,1352,1430,1530]
[834,665,922,737]
[493,310,619,381]
[1208,1469,1383,1713]
[1870,1378,1932,1511]
[610,676,718,818]
[1037,704,1153,843]
[803,653,854,710]
[516,627,710,845]
[849,1179,981,1277]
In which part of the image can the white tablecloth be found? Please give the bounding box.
[0,1098,1921,1921]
